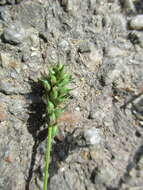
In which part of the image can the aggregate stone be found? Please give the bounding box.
[15,0,23,3]
[6,0,15,4]
[0,7,11,23]
[78,41,91,53]
[0,52,21,72]
[0,0,6,6]
[3,23,26,45]
[105,46,127,58]
[94,165,118,185]
[123,0,136,12]
[84,128,103,145]
[110,14,127,33]
[0,78,28,95]
[129,15,143,30]
[128,31,143,48]
[86,48,103,72]
[132,94,143,121]
[58,40,70,52]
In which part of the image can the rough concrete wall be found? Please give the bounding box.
[0,0,143,190]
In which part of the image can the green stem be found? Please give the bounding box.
[43,126,53,190]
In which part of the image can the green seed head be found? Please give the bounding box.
[40,64,72,125]
[39,79,51,91]
[51,87,58,99]
[49,112,56,124]
[47,101,55,114]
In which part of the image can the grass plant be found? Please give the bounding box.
[39,64,72,190]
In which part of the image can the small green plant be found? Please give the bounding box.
[39,64,72,190]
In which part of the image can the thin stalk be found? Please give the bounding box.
[43,126,52,190]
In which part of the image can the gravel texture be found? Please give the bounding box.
[0,0,143,190]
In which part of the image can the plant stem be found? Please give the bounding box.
[43,126,52,190]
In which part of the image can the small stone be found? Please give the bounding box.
[15,0,22,3]
[39,31,48,42]
[0,52,21,72]
[35,176,43,190]
[88,48,103,71]
[84,128,102,145]
[38,143,45,155]
[123,0,136,13]
[95,166,118,185]
[61,0,68,7]
[30,34,39,47]
[0,0,6,5]
[105,46,127,58]
[0,7,11,22]
[90,151,96,160]
[60,0,71,12]
[0,104,6,121]
[0,78,25,95]
[128,31,140,45]
[129,15,143,30]
[78,41,91,53]
[128,31,143,48]
[132,95,143,121]
[58,40,69,52]
[5,154,13,163]
[3,23,26,45]
[80,151,89,160]
[6,0,15,4]
[21,54,29,62]
[0,52,10,68]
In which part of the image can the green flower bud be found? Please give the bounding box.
[53,64,64,73]
[39,79,51,91]
[59,87,71,95]
[58,78,70,87]
[49,68,55,75]
[57,64,64,71]
[56,96,66,104]
[49,112,56,124]
[47,101,54,114]
[50,87,58,99]
[50,75,57,85]
[60,72,69,81]
[43,80,51,91]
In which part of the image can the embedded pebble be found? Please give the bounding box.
[105,46,127,58]
[0,78,26,95]
[123,0,136,12]
[0,0,6,5]
[3,23,26,45]
[132,95,143,121]
[84,128,102,145]
[88,48,103,71]
[6,0,15,4]
[4,153,13,163]
[128,31,143,48]
[78,41,91,53]
[130,15,143,30]
[58,40,69,52]
[0,52,21,72]
[38,143,45,155]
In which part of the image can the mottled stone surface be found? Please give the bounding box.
[0,0,143,190]
[130,15,143,30]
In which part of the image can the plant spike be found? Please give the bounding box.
[40,64,72,190]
